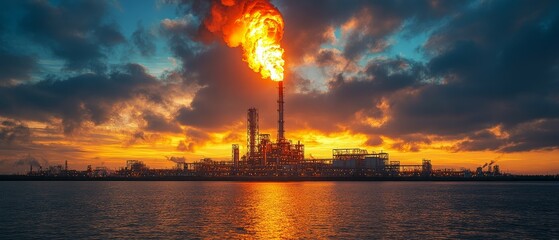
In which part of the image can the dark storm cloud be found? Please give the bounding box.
[165,0,463,132]
[0,49,37,86]
[19,0,125,72]
[159,14,207,74]
[159,9,270,131]
[455,130,504,152]
[157,0,559,154]
[0,2,36,86]
[278,0,357,62]
[287,58,424,133]
[279,0,466,62]
[0,64,161,134]
[175,0,464,64]
[279,0,559,153]
[378,0,559,151]
[500,119,559,152]
[132,22,156,57]
[142,111,182,133]
[456,119,559,153]
[174,45,278,130]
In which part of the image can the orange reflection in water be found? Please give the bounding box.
[240,182,336,239]
[250,183,294,238]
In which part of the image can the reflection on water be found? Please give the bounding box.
[251,184,295,238]
[0,181,558,239]
[244,183,337,239]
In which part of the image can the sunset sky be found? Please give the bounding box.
[1,0,559,174]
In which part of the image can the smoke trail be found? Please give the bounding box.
[13,154,44,167]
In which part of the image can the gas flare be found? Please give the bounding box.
[204,0,285,81]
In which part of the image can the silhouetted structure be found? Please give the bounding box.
[22,79,506,179]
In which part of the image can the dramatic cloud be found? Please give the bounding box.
[279,0,466,63]
[500,119,559,152]
[1,0,558,173]
[174,45,278,130]
[142,111,182,133]
[19,0,125,72]
[160,16,206,73]
[0,64,162,133]
[0,49,37,86]
[162,0,559,154]
[0,1,37,86]
[380,0,559,151]
[167,0,440,130]
[286,58,424,133]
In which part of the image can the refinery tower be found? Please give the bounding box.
[240,81,304,167]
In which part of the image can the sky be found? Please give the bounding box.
[1,0,559,174]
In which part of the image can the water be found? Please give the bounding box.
[0,181,558,239]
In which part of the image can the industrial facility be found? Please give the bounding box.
[25,81,506,179]
[181,81,463,177]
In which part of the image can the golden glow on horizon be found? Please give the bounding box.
[16,98,547,172]
[2,117,559,174]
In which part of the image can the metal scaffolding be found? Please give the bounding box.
[247,108,259,162]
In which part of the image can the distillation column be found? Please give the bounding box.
[247,108,259,162]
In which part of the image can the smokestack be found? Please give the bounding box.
[278,81,284,141]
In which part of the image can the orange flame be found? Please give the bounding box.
[204,0,285,81]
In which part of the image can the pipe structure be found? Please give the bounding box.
[277,81,284,141]
[247,108,259,159]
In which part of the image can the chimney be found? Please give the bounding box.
[277,81,284,141]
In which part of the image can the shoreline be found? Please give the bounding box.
[1,175,557,182]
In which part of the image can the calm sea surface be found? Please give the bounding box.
[1,181,558,239]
